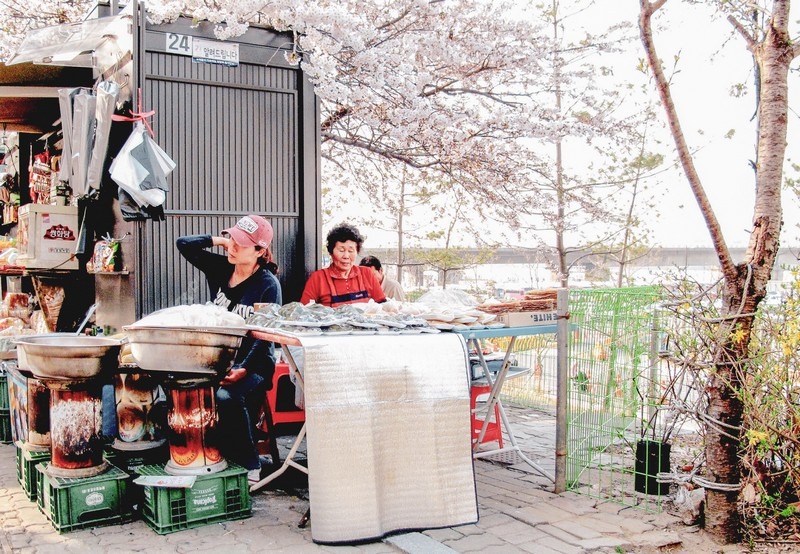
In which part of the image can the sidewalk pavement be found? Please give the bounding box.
[0,405,748,554]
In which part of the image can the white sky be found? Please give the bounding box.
[334,2,800,251]
[589,2,800,249]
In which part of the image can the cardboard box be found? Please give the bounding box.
[16,204,79,270]
[497,311,558,328]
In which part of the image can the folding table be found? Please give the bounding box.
[246,329,308,492]
[455,324,558,482]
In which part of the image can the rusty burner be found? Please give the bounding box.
[46,380,109,478]
[164,379,227,475]
[113,371,165,451]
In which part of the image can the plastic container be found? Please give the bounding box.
[36,462,133,533]
[18,441,51,501]
[137,463,251,534]
[103,443,169,476]
[0,370,8,410]
[0,408,11,444]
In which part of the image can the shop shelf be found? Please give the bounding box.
[36,462,133,533]
[19,442,50,501]
[137,463,251,534]
[0,408,11,444]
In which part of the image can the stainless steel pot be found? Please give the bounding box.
[122,326,247,375]
[15,334,123,380]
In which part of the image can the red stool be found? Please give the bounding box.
[267,362,305,425]
[470,383,503,448]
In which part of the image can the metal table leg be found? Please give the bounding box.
[250,346,309,492]
[470,337,554,483]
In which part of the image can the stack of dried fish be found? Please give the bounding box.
[478,289,558,314]
[246,299,504,335]
[246,301,436,336]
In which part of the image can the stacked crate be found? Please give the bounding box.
[36,463,134,533]
[16,441,50,501]
[0,368,10,444]
[137,463,251,534]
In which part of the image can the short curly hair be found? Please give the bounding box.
[326,223,364,254]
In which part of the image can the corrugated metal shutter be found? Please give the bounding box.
[135,23,317,316]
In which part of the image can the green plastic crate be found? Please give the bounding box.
[0,371,8,410]
[104,444,169,509]
[103,444,169,476]
[14,441,22,486]
[0,408,11,444]
[137,463,251,534]
[36,463,133,533]
[19,444,51,501]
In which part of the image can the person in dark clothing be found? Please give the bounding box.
[176,214,281,483]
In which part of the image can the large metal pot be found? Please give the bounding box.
[16,334,123,380]
[122,326,247,375]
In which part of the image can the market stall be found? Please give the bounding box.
[250,328,479,545]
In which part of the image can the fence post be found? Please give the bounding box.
[554,287,569,493]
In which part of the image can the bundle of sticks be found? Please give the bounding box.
[479,289,558,314]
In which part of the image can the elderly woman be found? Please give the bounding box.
[300,223,386,306]
[176,214,281,484]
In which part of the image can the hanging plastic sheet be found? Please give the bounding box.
[109,122,175,218]
[85,81,120,192]
[69,89,97,197]
[5,7,132,68]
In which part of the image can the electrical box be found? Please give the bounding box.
[16,204,79,270]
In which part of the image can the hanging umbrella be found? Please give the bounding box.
[69,89,96,197]
[85,81,119,192]
[57,88,78,185]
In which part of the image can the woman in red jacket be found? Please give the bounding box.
[300,223,386,306]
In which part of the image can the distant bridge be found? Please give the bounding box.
[362,246,800,279]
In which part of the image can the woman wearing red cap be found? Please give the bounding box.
[177,214,281,484]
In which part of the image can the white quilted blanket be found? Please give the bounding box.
[299,332,478,544]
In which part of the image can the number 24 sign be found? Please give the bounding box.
[165,33,192,55]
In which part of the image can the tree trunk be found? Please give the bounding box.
[639,0,795,543]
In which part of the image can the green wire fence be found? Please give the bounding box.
[500,286,695,511]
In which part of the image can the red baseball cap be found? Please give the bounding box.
[223,215,273,248]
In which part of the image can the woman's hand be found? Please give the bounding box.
[220,367,247,385]
[212,236,232,250]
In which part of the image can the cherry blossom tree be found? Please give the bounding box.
[0,1,660,288]
[0,0,89,60]
[640,0,799,543]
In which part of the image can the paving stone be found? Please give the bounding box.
[517,539,565,554]
[529,533,584,554]
[617,517,655,534]
[547,494,599,515]
[473,511,516,528]
[550,520,603,540]
[385,532,458,554]
[510,503,573,525]
[629,529,683,547]
[577,536,632,550]
[423,527,465,542]
[576,514,625,535]
[537,523,587,546]
[441,531,507,552]
[481,519,543,545]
